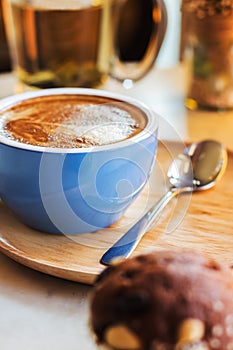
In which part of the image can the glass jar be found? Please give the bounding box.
[181,0,233,110]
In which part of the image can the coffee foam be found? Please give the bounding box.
[46,104,139,148]
[0,95,145,149]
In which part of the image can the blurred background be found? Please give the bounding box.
[156,0,181,68]
[0,0,182,74]
[0,0,11,71]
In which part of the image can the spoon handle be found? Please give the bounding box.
[100,187,181,266]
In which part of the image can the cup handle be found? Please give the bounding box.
[110,0,167,82]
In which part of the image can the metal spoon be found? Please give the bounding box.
[100,140,227,266]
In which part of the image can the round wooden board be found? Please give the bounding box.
[0,141,232,285]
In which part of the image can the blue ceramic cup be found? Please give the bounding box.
[0,88,158,234]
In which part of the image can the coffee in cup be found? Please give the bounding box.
[0,88,158,234]
[0,94,146,148]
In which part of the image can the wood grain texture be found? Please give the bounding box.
[0,141,232,285]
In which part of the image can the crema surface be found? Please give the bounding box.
[0,94,146,148]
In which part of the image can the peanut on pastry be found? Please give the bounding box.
[176,318,205,349]
[104,324,141,350]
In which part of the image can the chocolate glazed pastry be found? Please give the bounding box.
[90,249,233,350]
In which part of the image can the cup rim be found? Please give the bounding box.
[0,88,159,153]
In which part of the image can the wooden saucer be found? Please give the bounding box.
[0,141,232,285]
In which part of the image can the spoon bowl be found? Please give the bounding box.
[100,139,228,265]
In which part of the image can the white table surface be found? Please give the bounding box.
[0,65,233,349]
